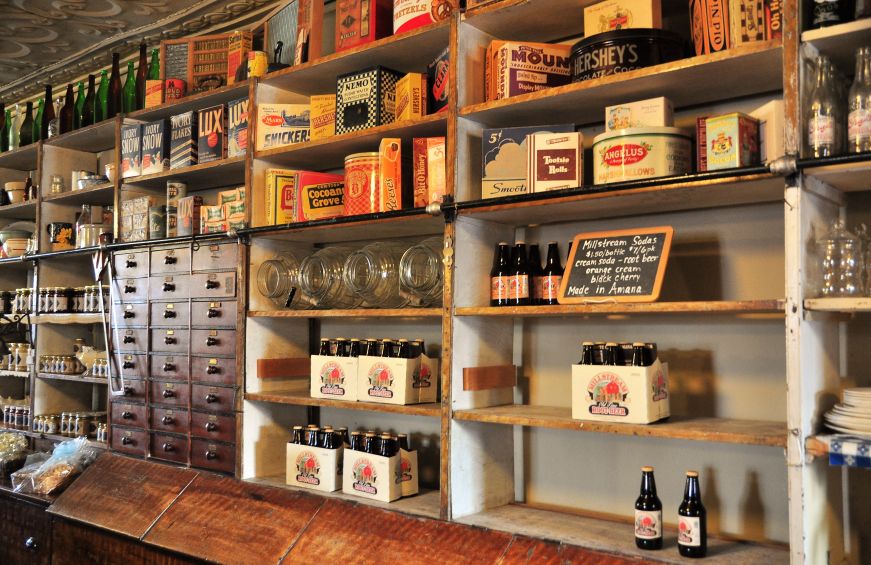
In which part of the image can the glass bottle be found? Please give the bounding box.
[527,243,543,305]
[817,218,863,297]
[540,241,564,306]
[811,0,845,28]
[83,74,96,127]
[849,47,871,153]
[678,471,707,558]
[8,105,18,150]
[298,246,362,309]
[19,101,33,147]
[59,84,75,134]
[508,241,530,306]
[97,69,109,122]
[635,466,663,550]
[490,242,510,307]
[73,80,85,129]
[343,241,409,308]
[33,97,44,143]
[807,56,841,157]
[0,103,6,152]
[41,85,54,140]
[148,48,160,80]
[136,42,148,110]
[107,53,122,118]
[399,237,443,307]
[122,60,137,114]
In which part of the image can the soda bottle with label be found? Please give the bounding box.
[508,242,531,306]
[807,55,841,157]
[811,0,845,28]
[527,243,543,305]
[635,466,663,550]
[678,470,707,558]
[848,47,871,153]
[540,242,564,305]
[490,242,511,306]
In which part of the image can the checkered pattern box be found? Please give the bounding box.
[335,66,403,135]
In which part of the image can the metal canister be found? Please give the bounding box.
[343,152,380,216]
[247,50,268,78]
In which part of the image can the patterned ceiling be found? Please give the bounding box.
[0,0,281,102]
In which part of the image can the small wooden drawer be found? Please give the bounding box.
[190,411,236,443]
[114,302,149,327]
[150,328,189,354]
[113,251,149,279]
[192,243,238,272]
[190,272,236,299]
[115,353,148,379]
[191,356,236,386]
[149,380,190,408]
[150,354,189,381]
[191,300,236,327]
[190,438,235,474]
[149,274,190,301]
[149,406,189,435]
[110,402,146,429]
[149,301,190,327]
[118,377,147,401]
[191,329,235,356]
[191,384,237,412]
[150,246,191,275]
[111,426,147,456]
[149,432,189,464]
[114,327,149,353]
[112,277,148,302]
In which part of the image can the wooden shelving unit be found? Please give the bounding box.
[30,313,106,324]
[0,143,39,171]
[456,300,786,317]
[804,297,871,312]
[802,18,871,71]
[121,156,246,189]
[803,156,871,192]
[42,183,115,205]
[246,390,441,417]
[45,119,117,153]
[249,308,442,319]
[0,200,37,220]
[128,82,249,122]
[36,373,107,385]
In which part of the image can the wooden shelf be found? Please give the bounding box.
[456,172,784,225]
[804,158,871,192]
[0,370,30,378]
[460,41,783,127]
[805,435,830,459]
[261,21,451,95]
[248,209,444,244]
[127,82,249,122]
[802,18,871,72]
[0,199,36,220]
[255,115,447,169]
[122,156,245,190]
[43,182,114,205]
[46,119,117,153]
[456,300,785,317]
[37,372,107,385]
[804,297,871,312]
[463,0,586,41]
[0,143,39,171]
[453,405,787,447]
[246,390,441,418]
[456,504,789,565]
[249,308,442,319]
[248,475,441,520]
[30,313,106,324]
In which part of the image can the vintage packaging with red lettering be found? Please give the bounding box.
[393,0,456,35]
[412,137,446,207]
[689,0,731,55]
[427,48,449,113]
[486,41,572,101]
[335,0,393,53]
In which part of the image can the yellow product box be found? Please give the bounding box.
[310,95,336,140]
[222,200,246,219]
[201,205,225,222]
[583,0,662,36]
[395,73,427,122]
[255,104,310,151]
[378,138,402,212]
[218,187,245,205]
[227,31,253,85]
[265,168,297,226]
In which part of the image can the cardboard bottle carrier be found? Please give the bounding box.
[310,353,439,405]
[286,443,344,492]
[571,358,670,425]
[342,447,419,502]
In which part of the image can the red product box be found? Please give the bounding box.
[335,0,393,53]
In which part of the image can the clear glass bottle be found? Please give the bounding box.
[399,237,444,307]
[256,250,314,309]
[807,56,842,157]
[817,219,863,297]
[343,241,409,308]
[849,47,871,153]
[298,246,362,309]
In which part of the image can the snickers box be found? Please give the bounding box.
[255,104,310,151]
[356,354,439,405]
[336,66,403,135]
[311,354,358,401]
[227,97,249,158]
[140,119,170,175]
[120,124,141,178]
[170,111,198,169]
[286,442,343,493]
[427,48,449,114]
[571,358,670,425]
[482,124,575,199]
[197,104,227,164]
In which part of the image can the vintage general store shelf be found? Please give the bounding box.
[43,183,115,205]
[453,405,787,447]
[0,199,37,220]
[249,475,441,520]
[254,114,448,169]
[122,156,246,190]
[30,313,106,324]
[454,170,783,225]
[249,308,442,319]
[37,372,107,385]
[804,297,871,312]
[0,370,30,378]
[462,0,585,41]
[246,389,441,418]
[127,82,249,122]
[0,143,39,171]
[456,300,786,317]
[802,18,871,72]
[457,504,789,565]
[802,153,871,192]
[460,41,783,127]
[45,119,117,153]
[261,20,451,95]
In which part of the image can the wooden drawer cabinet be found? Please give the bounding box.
[110,402,146,429]
[150,354,189,381]
[149,381,190,408]
[190,272,236,299]
[191,329,235,356]
[115,302,149,327]
[192,243,237,272]
[118,378,147,401]
[114,328,149,353]
[150,246,190,274]
[191,356,236,386]
[190,300,236,327]
[191,384,237,412]
[150,407,189,435]
[150,329,189,354]
[150,301,190,327]
[190,411,236,443]
[111,426,147,456]
[149,274,190,301]
[0,495,52,565]
[190,438,235,474]
[112,277,148,302]
[149,433,189,464]
[113,250,149,279]
[115,354,148,380]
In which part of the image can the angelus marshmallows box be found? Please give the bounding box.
[140,119,170,175]
[311,354,358,401]
[197,104,227,164]
[286,442,343,492]
[482,124,575,199]
[256,104,310,151]
[571,359,670,424]
[356,354,439,405]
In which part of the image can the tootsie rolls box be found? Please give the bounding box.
[482,124,575,199]
[310,354,358,402]
[286,442,343,492]
[571,359,670,425]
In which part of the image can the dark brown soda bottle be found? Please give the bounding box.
[678,471,707,558]
[318,338,330,355]
[490,242,510,306]
[527,243,543,305]
[40,84,54,140]
[364,432,378,454]
[291,425,304,444]
[59,84,75,134]
[397,433,409,451]
[540,241,564,305]
[348,338,361,357]
[634,466,663,550]
[397,338,411,358]
[604,342,621,365]
[350,431,363,451]
[580,341,594,364]
[631,342,649,367]
[107,53,122,118]
[508,242,530,306]
[305,426,320,447]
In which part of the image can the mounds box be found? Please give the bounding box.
[286,442,343,493]
[412,137,446,207]
[704,112,760,171]
[255,103,311,151]
[197,104,227,164]
[571,358,670,425]
[227,96,249,158]
[170,111,198,169]
[335,0,392,52]
[583,0,663,37]
[336,66,403,135]
[342,448,419,503]
[486,41,572,101]
[482,124,575,199]
[427,48,449,114]
[120,124,141,178]
[356,354,439,405]
[311,355,358,401]
[140,119,171,175]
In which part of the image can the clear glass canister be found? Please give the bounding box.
[298,246,362,309]
[399,237,444,307]
[256,250,314,309]
[817,219,863,297]
[343,241,410,308]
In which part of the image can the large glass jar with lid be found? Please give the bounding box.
[817,219,863,297]
[299,246,362,309]
[399,237,444,307]
[343,241,410,308]
[256,249,315,309]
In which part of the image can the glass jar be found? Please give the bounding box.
[37,288,48,313]
[817,219,863,297]
[299,246,362,309]
[257,250,314,309]
[46,415,58,434]
[343,241,410,308]
[399,237,444,307]
[7,343,18,370]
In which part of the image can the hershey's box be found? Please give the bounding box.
[256,104,310,151]
[140,119,170,175]
[311,354,358,401]
[197,104,227,164]
[286,442,343,492]
[482,124,575,199]
[336,66,403,135]
[395,73,427,122]
[227,97,249,158]
[528,132,584,192]
[120,124,141,178]
[342,450,401,503]
[571,359,670,425]
[356,355,439,405]
[170,111,198,169]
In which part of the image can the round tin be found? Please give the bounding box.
[592,126,692,185]
[247,51,268,78]
[149,205,167,238]
[344,152,380,216]
[393,0,455,34]
[570,28,684,82]
[164,79,186,102]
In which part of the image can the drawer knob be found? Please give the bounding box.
[207,308,220,318]
[163,309,176,319]
[121,436,133,445]
[205,422,218,432]
[123,311,135,319]
[121,411,133,420]
[122,361,134,369]
[205,393,218,403]
[123,336,135,344]
[24,537,37,550]
[162,442,174,452]
[206,336,218,347]
[164,255,177,265]
[162,362,175,372]
[205,450,217,460]
[125,260,136,268]
[164,336,176,345]
[205,280,219,290]
[123,386,133,395]
[161,415,174,425]
[162,282,175,292]
[124,285,135,294]
[206,365,220,375]
[162,389,174,398]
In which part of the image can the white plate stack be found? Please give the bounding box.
[824,388,871,439]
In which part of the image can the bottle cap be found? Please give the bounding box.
[350,338,360,342]
[515,240,525,245]
[686,470,699,477]
[398,338,408,343]
[581,341,593,346]
[605,342,617,346]
[641,465,654,472]
[548,241,557,244]
[498,241,508,245]
[632,342,645,347]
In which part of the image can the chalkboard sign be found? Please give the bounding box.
[559,226,673,303]
[165,43,189,81]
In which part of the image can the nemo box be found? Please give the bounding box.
[311,354,358,401]
[227,96,249,158]
[197,104,227,164]
[140,119,170,175]
[689,0,731,55]
[120,124,141,178]
[427,48,449,113]
[571,357,670,424]
[335,0,393,52]
[286,442,343,493]
[356,353,439,405]
[336,66,403,135]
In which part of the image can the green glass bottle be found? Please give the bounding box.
[123,60,136,113]
[148,48,160,80]
[96,69,109,122]
[0,103,7,152]
[73,81,85,129]
[33,98,44,142]
[3,108,11,151]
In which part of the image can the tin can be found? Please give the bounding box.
[570,29,684,83]
[164,79,186,102]
[149,205,167,238]
[592,126,692,185]
[344,152,380,216]
[247,51,268,78]
[393,0,456,34]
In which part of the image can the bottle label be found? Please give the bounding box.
[508,274,529,300]
[813,1,841,25]
[541,275,562,301]
[490,276,509,301]
[848,109,871,142]
[531,276,542,300]
[809,116,835,146]
[678,516,702,547]
[634,510,662,540]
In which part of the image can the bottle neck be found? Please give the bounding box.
[641,471,657,495]
[816,61,829,87]
[44,86,51,100]
[684,476,700,501]
[546,245,560,266]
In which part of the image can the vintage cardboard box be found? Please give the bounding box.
[764,0,782,39]
[749,99,784,164]
[395,73,427,121]
[311,354,358,401]
[571,359,670,424]
[145,79,163,109]
[379,138,402,212]
[356,354,439,405]
[140,119,170,175]
[170,111,198,169]
[120,195,156,242]
[166,181,186,238]
[527,132,584,192]
[705,112,760,170]
[398,448,419,497]
[729,0,765,46]
[427,48,449,114]
[294,171,344,222]
[584,0,663,36]
[486,41,572,101]
[310,94,336,140]
[177,195,203,236]
[695,115,709,171]
[605,97,673,131]
[227,30,253,85]
[227,97,249,158]
[482,124,575,199]
[336,67,403,135]
[335,0,392,52]
[342,450,401,502]
[256,104,311,151]
[265,168,296,225]
[197,104,227,164]
[689,0,731,55]
[120,124,141,178]
[286,442,343,492]
[412,137,447,207]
